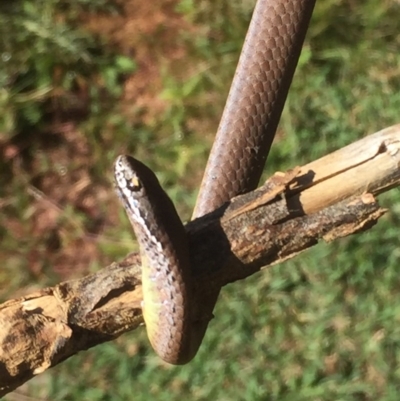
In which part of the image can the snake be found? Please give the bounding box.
[114,0,316,364]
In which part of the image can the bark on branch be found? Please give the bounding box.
[2,124,400,396]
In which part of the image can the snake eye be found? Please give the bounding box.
[128,175,141,191]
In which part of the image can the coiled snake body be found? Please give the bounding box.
[114,0,316,364]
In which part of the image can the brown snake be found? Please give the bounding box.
[114,0,316,364]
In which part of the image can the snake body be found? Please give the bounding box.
[114,156,195,364]
[115,0,316,364]
[193,0,316,218]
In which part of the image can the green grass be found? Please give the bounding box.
[3,0,400,400]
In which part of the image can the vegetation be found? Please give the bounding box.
[2,0,400,399]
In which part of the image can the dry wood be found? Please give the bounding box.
[1,124,400,396]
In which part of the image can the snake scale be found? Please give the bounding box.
[114,0,316,364]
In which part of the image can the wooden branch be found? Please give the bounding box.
[2,124,400,396]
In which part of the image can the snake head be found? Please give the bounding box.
[115,155,146,196]
[114,155,159,224]
[114,154,165,203]
[113,154,179,229]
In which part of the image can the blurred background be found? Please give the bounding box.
[2,0,400,399]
